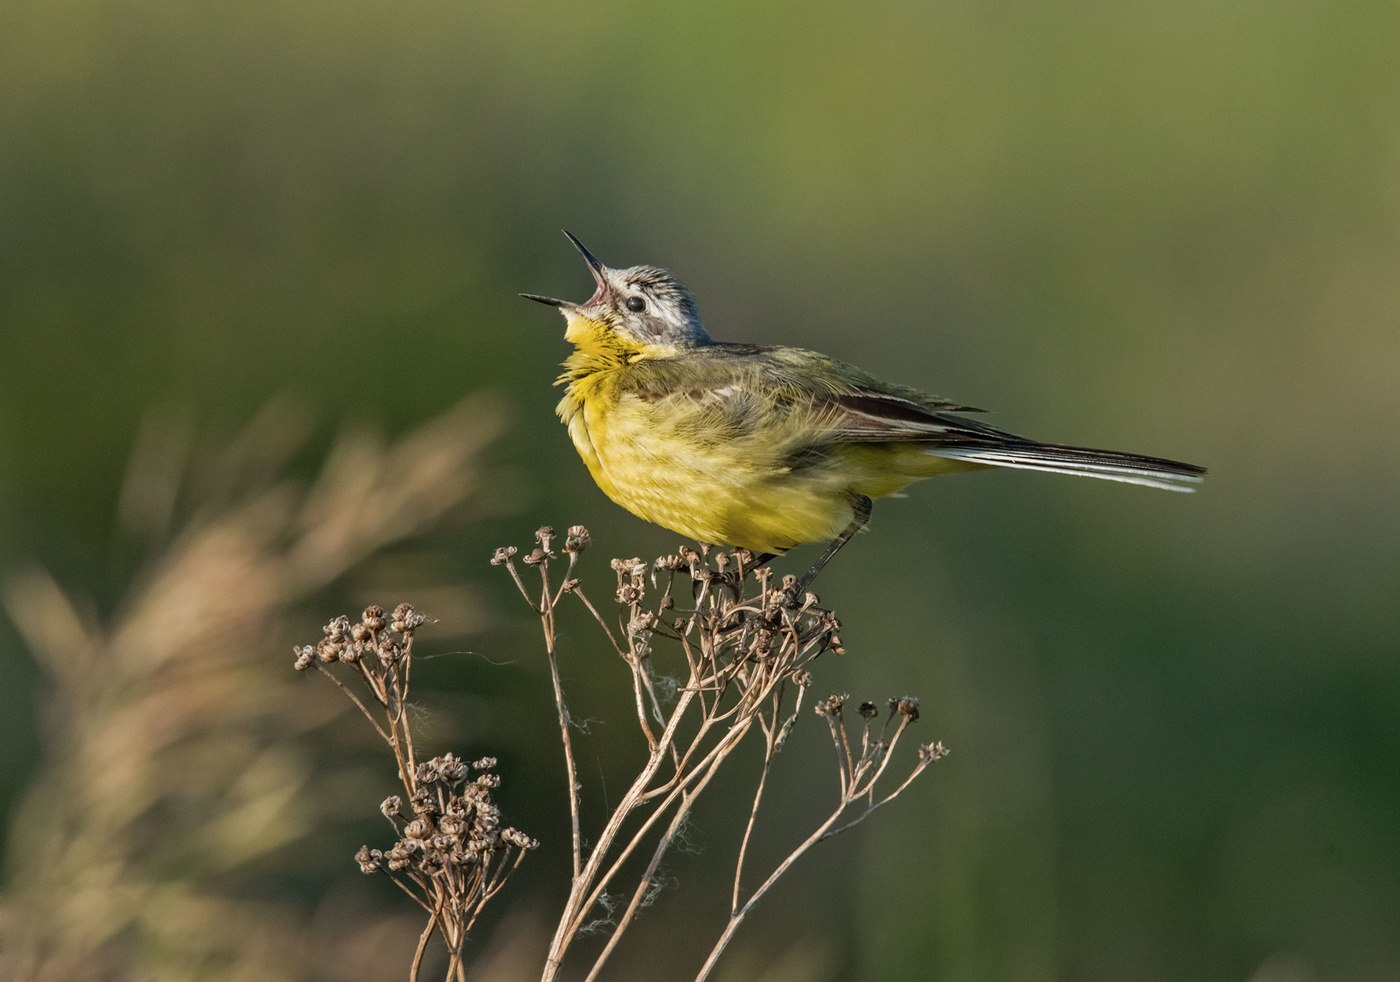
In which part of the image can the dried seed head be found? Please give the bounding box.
[501,828,540,850]
[523,547,548,566]
[409,787,437,816]
[404,817,433,841]
[792,669,813,687]
[380,795,403,818]
[890,696,921,721]
[750,628,774,657]
[859,701,879,719]
[535,525,555,549]
[391,602,423,632]
[293,645,315,671]
[816,693,849,718]
[362,604,386,630]
[376,639,404,664]
[385,841,415,871]
[920,741,950,763]
[565,525,591,553]
[355,845,383,873]
[436,753,468,782]
[490,545,518,566]
[472,756,497,770]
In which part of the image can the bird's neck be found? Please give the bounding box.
[558,316,640,380]
[555,316,641,424]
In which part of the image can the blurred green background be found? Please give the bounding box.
[3,0,1399,979]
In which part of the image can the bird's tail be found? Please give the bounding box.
[930,441,1206,492]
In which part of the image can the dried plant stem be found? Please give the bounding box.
[697,804,843,982]
[584,720,752,982]
[489,526,946,981]
[731,716,780,913]
[409,905,439,982]
[541,682,706,980]
[537,569,583,881]
[298,605,538,982]
[570,716,755,950]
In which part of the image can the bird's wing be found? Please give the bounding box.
[617,347,1204,490]
[618,345,992,444]
[617,347,1203,491]
[821,388,1011,444]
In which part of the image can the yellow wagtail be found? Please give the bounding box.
[523,232,1205,589]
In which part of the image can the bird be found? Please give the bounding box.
[522,231,1205,590]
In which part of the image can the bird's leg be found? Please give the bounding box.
[703,550,779,601]
[794,494,873,596]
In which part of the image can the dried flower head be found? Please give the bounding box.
[362,604,386,630]
[920,741,951,763]
[296,605,536,969]
[817,693,850,718]
[565,525,591,554]
[355,845,384,874]
[890,696,921,721]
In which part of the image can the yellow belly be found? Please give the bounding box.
[566,388,974,553]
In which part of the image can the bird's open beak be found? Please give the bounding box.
[519,230,611,310]
[563,229,609,297]
[519,292,569,307]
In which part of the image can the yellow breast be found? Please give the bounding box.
[558,370,855,552]
[553,314,968,552]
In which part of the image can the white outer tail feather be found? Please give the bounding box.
[931,446,1205,493]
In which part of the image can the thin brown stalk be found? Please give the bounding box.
[409,906,439,982]
[732,724,779,913]
[539,587,583,881]
[483,529,944,981]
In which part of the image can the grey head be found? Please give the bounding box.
[521,231,712,348]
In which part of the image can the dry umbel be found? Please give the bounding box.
[495,524,947,981]
[296,604,537,981]
[298,525,945,979]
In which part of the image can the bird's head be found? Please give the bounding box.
[522,231,711,354]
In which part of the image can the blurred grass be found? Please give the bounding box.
[3,0,1399,978]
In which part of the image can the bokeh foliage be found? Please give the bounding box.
[3,0,1399,979]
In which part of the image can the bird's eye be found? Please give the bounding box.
[625,296,646,312]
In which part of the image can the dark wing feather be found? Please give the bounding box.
[823,386,1205,492]
[825,390,1006,443]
